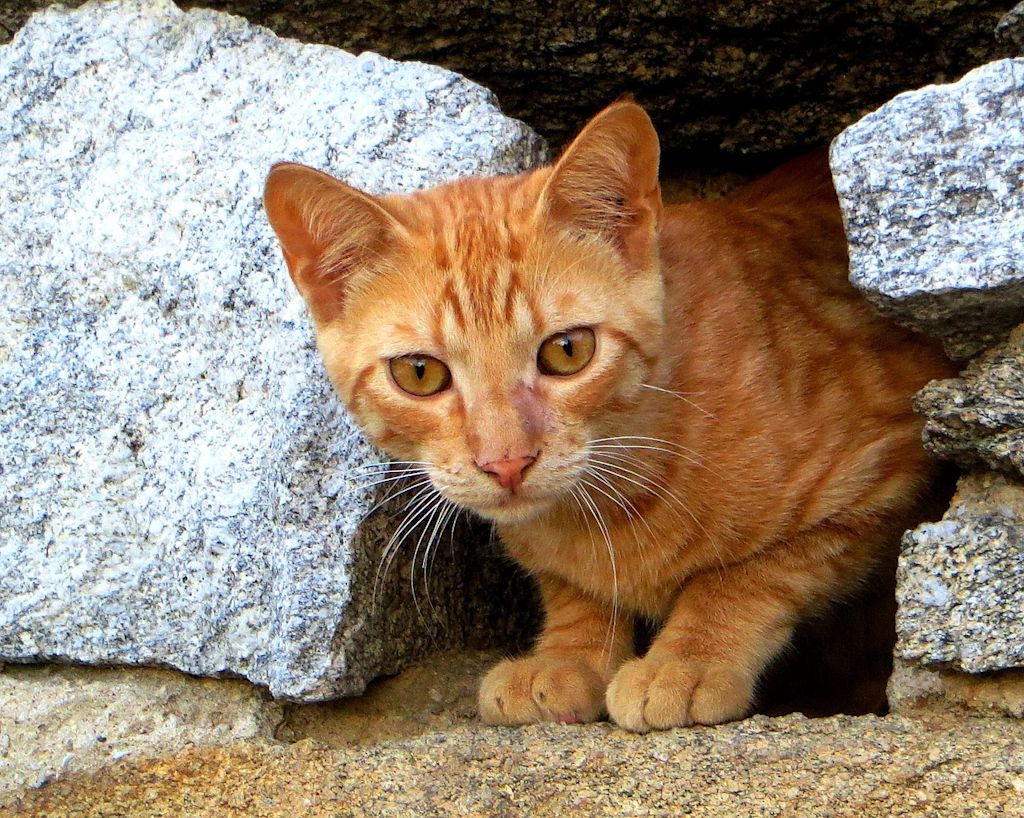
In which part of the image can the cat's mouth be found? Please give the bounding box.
[462,488,560,524]
[474,502,547,524]
[429,453,589,524]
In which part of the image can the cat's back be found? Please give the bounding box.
[655,151,954,537]
[658,151,949,379]
[660,152,848,298]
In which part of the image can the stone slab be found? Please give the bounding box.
[0,664,282,794]
[3,649,1024,816]
[6,715,1024,817]
[889,658,1024,719]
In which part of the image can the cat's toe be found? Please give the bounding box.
[478,656,606,726]
[686,664,755,726]
[606,656,753,732]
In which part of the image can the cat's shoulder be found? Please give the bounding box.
[659,151,845,280]
[724,150,836,211]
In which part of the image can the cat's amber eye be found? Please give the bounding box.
[537,327,596,377]
[389,355,452,397]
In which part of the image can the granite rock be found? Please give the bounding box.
[6,652,1024,815]
[830,58,1024,360]
[915,323,1024,479]
[0,664,282,794]
[0,0,544,700]
[897,471,1024,674]
[9,714,1024,817]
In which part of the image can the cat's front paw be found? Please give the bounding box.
[606,656,754,732]
[478,655,607,726]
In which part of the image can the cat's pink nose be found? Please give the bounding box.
[477,454,536,492]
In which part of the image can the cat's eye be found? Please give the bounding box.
[389,355,452,397]
[537,327,596,377]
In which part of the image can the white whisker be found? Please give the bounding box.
[639,383,716,419]
[350,472,429,491]
[350,459,432,474]
[589,435,724,478]
[587,452,726,572]
[586,454,709,538]
[579,474,652,550]
[568,485,599,566]
[362,476,432,519]
[575,482,619,670]
[409,494,451,626]
[372,482,438,610]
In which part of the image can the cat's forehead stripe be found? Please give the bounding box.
[405,173,545,344]
[433,262,541,340]
[440,277,468,331]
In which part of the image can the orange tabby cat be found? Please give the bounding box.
[263,102,952,730]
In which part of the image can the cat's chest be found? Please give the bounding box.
[497,509,686,617]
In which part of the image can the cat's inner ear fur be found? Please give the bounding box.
[537,101,663,273]
[264,163,401,325]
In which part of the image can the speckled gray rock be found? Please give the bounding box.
[897,471,1024,674]
[915,323,1024,479]
[0,0,544,700]
[830,58,1024,360]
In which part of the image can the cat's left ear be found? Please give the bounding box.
[537,101,662,273]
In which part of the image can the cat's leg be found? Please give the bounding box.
[606,530,860,731]
[479,573,634,725]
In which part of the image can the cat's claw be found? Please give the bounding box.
[478,656,606,726]
[606,656,754,732]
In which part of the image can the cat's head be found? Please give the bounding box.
[265,102,665,523]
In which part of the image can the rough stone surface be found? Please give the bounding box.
[0,0,544,700]
[897,471,1024,674]
[915,323,1024,479]
[0,1,1009,156]
[997,2,1024,55]
[5,716,1024,817]
[0,665,281,795]
[2,651,1024,814]
[890,658,1024,719]
[830,58,1024,360]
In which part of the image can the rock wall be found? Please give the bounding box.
[0,0,1012,156]
[2,0,1022,720]
[832,57,1024,718]
[0,0,542,701]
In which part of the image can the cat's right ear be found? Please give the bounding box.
[264,163,401,324]
[537,101,662,274]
